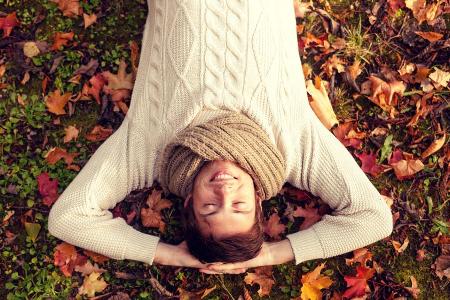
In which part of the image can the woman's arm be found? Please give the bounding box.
[284,111,394,264]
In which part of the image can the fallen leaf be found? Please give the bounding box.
[391,236,410,254]
[51,31,75,51]
[300,263,333,300]
[83,13,97,28]
[343,266,376,299]
[344,60,363,91]
[63,125,79,143]
[23,41,40,58]
[306,77,339,130]
[416,249,426,261]
[292,206,322,230]
[74,260,107,276]
[141,189,173,232]
[389,151,424,180]
[244,266,275,297]
[81,73,106,104]
[355,151,391,177]
[73,58,98,76]
[45,147,78,166]
[85,125,113,142]
[405,276,420,299]
[0,12,20,37]
[102,60,134,102]
[37,172,59,207]
[407,94,432,127]
[24,222,41,243]
[45,89,72,115]
[51,0,82,18]
[321,55,346,77]
[345,248,373,267]
[388,0,406,13]
[53,242,87,277]
[414,31,443,42]
[83,249,110,264]
[429,68,450,87]
[78,271,108,297]
[332,122,364,149]
[264,213,286,240]
[431,243,450,280]
[421,134,446,159]
[178,285,217,300]
[294,0,312,18]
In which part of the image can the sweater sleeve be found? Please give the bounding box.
[285,111,393,265]
[47,116,162,265]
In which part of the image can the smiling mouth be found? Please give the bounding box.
[210,172,237,182]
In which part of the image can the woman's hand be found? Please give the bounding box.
[153,241,206,268]
[200,240,295,274]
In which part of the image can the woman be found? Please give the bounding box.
[48,0,393,274]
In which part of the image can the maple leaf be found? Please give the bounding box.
[81,73,106,104]
[300,263,333,300]
[388,151,424,180]
[45,89,72,115]
[51,31,75,51]
[343,266,376,299]
[345,248,373,267]
[78,271,108,297]
[264,213,286,240]
[244,266,275,297]
[292,206,322,230]
[355,151,391,177]
[362,75,406,118]
[37,172,59,207]
[51,0,82,18]
[83,249,110,264]
[45,147,78,166]
[0,12,20,37]
[83,13,97,29]
[306,77,339,130]
[53,242,87,277]
[74,260,107,276]
[63,125,79,143]
[101,60,134,101]
[140,189,173,232]
[321,55,346,77]
[85,125,113,142]
[332,121,365,149]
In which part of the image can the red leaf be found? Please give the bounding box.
[292,206,322,230]
[53,242,87,277]
[343,266,376,299]
[85,125,113,142]
[332,122,364,149]
[51,31,74,51]
[355,151,390,177]
[37,173,59,207]
[0,12,20,37]
[81,73,106,104]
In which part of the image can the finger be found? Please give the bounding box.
[208,262,247,271]
[199,269,223,275]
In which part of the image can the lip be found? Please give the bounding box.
[210,171,237,182]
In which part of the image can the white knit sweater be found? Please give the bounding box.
[48,0,393,265]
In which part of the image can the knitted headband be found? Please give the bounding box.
[159,112,286,200]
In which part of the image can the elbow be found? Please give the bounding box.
[47,205,61,238]
[375,201,394,240]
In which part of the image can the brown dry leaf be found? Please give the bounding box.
[390,157,424,180]
[63,125,79,143]
[345,248,373,267]
[421,134,446,159]
[429,68,450,87]
[264,213,286,240]
[414,31,443,42]
[23,41,40,58]
[321,55,346,77]
[405,276,421,299]
[363,75,406,118]
[17,94,26,106]
[407,94,432,127]
[51,31,75,51]
[294,0,312,18]
[244,266,275,297]
[77,271,108,298]
[345,59,363,90]
[306,77,339,130]
[74,260,106,276]
[391,236,410,254]
[20,71,30,85]
[332,121,365,149]
[140,189,172,232]
[83,13,97,28]
[83,249,110,264]
[51,0,82,17]
[45,147,78,166]
[45,89,72,115]
[178,286,217,300]
[302,63,313,79]
[300,263,333,300]
[102,60,133,102]
[370,127,389,136]
[85,125,113,142]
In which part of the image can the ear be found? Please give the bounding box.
[184,193,192,208]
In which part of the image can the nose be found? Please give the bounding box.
[213,183,235,201]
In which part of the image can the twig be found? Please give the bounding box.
[215,274,236,300]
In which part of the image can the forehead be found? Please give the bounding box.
[197,211,256,239]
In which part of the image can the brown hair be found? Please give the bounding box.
[182,194,264,263]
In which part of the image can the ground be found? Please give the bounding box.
[0,0,449,299]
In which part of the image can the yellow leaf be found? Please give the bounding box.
[78,271,108,298]
[300,263,333,300]
[24,222,41,243]
[429,68,450,87]
[306,77,339,130]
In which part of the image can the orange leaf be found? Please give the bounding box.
[0,12,20,37]
[421,134,446,159]
[345,248,373,267]
[74,260,107,276]
[300,263,333,300]
[102,60,134,92]
[332,122,364,149]
[51,31,75,51]
[51,0,82,18]
[306,77,339,130]
[391,236,410,254]
[405,276,421,299]
[244,266,275,297]
[264,213,286,240]
[63,125,79,143]
[343,266,376,299]
[390,157,424,180]
[414,31,443,42]
[321,55,346,77]
[53,242,87,277]
[78,271,108,298]
[45,147,78,166]
[140,189,173,232]
[83,249,110,264]
[45,89,71,115]
[85,125,113,142]
[364,75,406,118]
[83,13,97,28]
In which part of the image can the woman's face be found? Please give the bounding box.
[186,160,259,239]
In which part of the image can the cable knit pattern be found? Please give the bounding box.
[48,0,393,266]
